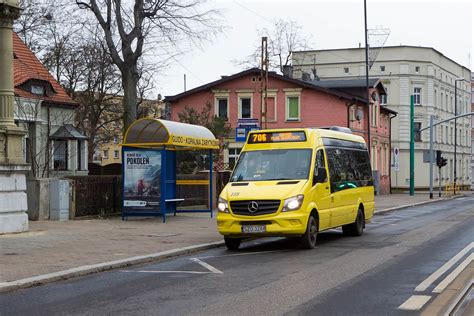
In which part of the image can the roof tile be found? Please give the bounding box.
[13,33,78,106]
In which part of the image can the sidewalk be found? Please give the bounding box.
[0,192,469,289]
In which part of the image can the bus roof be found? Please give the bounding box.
[246,128,366,145]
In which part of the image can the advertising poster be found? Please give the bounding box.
[123,149,161,212]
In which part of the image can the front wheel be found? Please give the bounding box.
[300,215,318,249]
[224,237,241,250]
[342,207,365,237]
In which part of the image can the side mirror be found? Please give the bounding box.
[313,167,327,185]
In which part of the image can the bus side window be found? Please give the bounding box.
[313,150,327,185]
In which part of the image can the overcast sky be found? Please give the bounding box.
[155,0,473,97]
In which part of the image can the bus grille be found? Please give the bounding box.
[230,200,281,216]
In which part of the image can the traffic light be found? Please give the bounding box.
[436,150,447,168]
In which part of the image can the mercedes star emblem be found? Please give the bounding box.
[248,201,259,213]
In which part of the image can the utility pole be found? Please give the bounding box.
[410,95,415,195]
[260,37,268,129]
[453,78,464,194]
[183,74,187,92]
[364,0,370,155]
[454,80,457,194]
[429,115,434,199]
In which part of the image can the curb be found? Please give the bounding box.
[375,194,465,214]
[0,240,224,293]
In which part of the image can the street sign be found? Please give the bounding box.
[235,127,247,142]
[423,150,435,163]
[235,118,260,142]
[393,147,400,171]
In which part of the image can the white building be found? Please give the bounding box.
[471,72,474,190]
[293,46,471,190]
[12,33,88,179]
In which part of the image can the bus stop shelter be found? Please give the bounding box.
[121,118,219,222]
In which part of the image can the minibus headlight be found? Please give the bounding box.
[217,197,229,213]
[282,195,304,212]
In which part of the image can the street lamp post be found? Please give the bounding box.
[453,78,464,195]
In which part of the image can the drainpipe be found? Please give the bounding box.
[389,112,398,194]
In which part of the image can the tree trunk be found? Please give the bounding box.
[121,66,138,135]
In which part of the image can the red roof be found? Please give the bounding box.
[13,33,78,106]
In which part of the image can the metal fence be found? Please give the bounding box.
[68,176,122,217]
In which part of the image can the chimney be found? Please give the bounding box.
[282,65,293,78]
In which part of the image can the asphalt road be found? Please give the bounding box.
[1,197,473,316]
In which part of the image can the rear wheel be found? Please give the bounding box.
[300,215,318,249]
[342,207,365,236]
[224,237,241,250]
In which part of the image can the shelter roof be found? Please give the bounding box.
[123,118,219,150]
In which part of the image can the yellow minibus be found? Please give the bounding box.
[217,128,374,250]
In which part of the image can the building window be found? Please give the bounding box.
[53,140,68,171]
[380,65,385,72]
[415,66,420,73]
[286,95,300,121]
[414,122,422,141]
[228,147,241,168]
[77,141,83,170]
[239,96,252,118]
[371,103,378,127]
[344,67,349,74]
[413,87,422,105]
[380,94,387,105]
[216,97,228,119]
[103,149,109,159]
[113,136,118,144]
[114,150,119,159]
[31,85,44,95]
[264,95,277,121]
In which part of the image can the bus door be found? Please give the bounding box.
[309,149,331,230]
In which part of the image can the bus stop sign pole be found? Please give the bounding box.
[410,95,415,196]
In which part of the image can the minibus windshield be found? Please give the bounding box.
[230,149,312,182]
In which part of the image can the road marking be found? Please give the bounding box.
[121,258,223,275]
[432,253,473,293]
[196,250,289,259]
[190,258,223,274]
[415,242,474,292]
[398,295,431,310]
[120,270,213,274]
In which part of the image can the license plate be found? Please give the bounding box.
[241,225,266,233]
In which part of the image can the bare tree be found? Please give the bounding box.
[74,0,221,133]
[236,18,314,74]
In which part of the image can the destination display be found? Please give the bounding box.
[247,131,306,144]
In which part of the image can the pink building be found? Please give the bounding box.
[166,68,396,194]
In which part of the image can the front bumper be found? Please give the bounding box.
[216,211,308,237]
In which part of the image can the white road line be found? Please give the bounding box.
[120,270,212,274]
[398,295,432,311]
[433,253,473,293]
[196,250,289,259]
[415,242,474,292]
[190,258,223,274]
